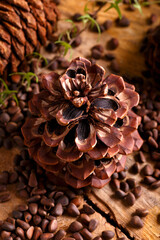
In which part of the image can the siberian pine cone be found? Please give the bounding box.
[22,57,143,188]
[143,26,160,82]
[0,0,59,79]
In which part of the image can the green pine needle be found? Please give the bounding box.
[9,72,39,90]
[104,0,122,19]
[141,0,160,6]
[55,40,72,57]
[78,13,101,36]
[133,0,142,14]
[26,52,48,66]
[0,78,18,106]
[84,1,90,13]
[65,19,78,36]
[66,30,72,41]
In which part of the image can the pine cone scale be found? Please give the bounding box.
[65,172,91,189]
[92,97,119,110]
[0,40,11,60]
[91,176,111,189]
[106,74,125,95]
[96,125,123,148]
[0,10,22,29]
[115,155,126,172]
[118,135,134,155]
[11,53,20,71]
[20,11,37,30]
[6,0,30,11]
[27,0,43,10]
[12,39,24,60]
[95,160,116,180]
[75,121,97,152]
[87,140,108,160]
[56,104,84,126]
[0,57,7,74]
[67,158,95,181]
[90,108,117,126]
[0,25,11,44]
[107,145,119,158]
[56,139,83,162]
[37,24,47,45]
[0,2,14,12]
[38,145,59,165]
[31,7,46,27]
[3,22,26,45]
[43,121,71,148]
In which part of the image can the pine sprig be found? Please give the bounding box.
[65,19,78,38]
[141,0,160,5]
[54,1,103,57]
[54,19,79,57]
[133,0,142,14]
[55,40,73,58]
[52,0,160,58]
[104,0,122,19]
[84,1,90,13]
[9,72,39,90]
[27,52,48,66]
[0,78,18,107]
[78,13,101,36]
[133,0,160,13]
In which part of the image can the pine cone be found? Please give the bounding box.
[143,26,160,82]
[22,57,143,188]
[0,0,59,79]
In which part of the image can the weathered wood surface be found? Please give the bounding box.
[0,0,160,239]
[0,148,23,220]
[0,147,127,240]
[56,0,160,77]
[86,154,160,240]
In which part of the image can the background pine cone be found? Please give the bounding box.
[22,57,143,188]
[143,26,160,83]
[0,0,59,81]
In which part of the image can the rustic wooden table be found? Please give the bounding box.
[0,1,160,239]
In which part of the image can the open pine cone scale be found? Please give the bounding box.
[22,57,143,188]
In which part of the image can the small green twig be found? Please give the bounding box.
[9,72,39,90]
[104,0,123,19]
[0,78,18,107]
[53,1,105,57]
[141,0,160,6]
[55,40,73,58]
[78,13,101,37]
[26,52,48,67]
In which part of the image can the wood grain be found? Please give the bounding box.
[86,155,160,240]
[56,0,160,78]
[0,147,127,240]
[0,148,23,220]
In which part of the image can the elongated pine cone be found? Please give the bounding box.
[22,57,143,188]
[143,26,160,82]
[0,0,59,79]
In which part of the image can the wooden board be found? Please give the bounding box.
[86,155,160,240]
[0,0,160,239]
[55,0,160,78]
[0,147,127,240]
[0,148,23,220]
